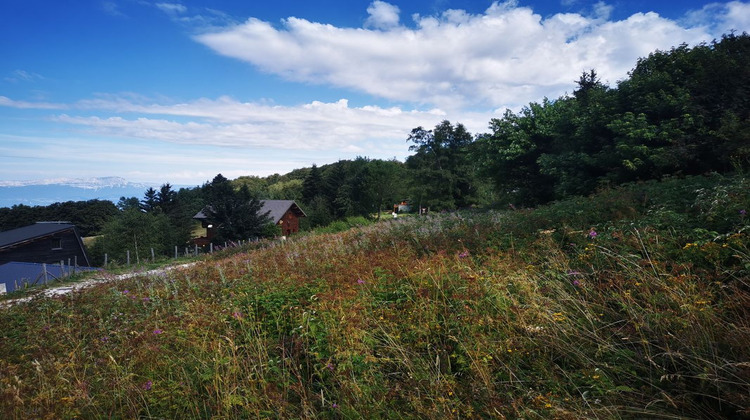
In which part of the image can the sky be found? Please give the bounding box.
[1,0,748,187]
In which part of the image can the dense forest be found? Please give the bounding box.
[1,33,748,265]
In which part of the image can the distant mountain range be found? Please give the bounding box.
[0,177,162,208]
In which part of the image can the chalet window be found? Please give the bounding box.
[51,237,63,250]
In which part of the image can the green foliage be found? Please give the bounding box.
[406,120,480,210]
[203,174,271,243]
[88,209,173,265]
[0,199,118,236]
[475,33,750,206]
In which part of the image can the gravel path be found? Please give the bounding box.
[0,263,196,309]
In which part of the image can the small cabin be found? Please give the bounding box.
[193,200,306,242]
[0,222,91,266]
[260,200,306,236]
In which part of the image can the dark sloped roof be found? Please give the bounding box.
[194,200,306,224]
[0,223,76,249]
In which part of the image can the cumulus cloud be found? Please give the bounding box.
[683,1,750,34]
[365,1,400,29]
[194,1,746,111]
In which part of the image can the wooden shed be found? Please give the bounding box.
[0,222,91,266]
[260,200,306,236]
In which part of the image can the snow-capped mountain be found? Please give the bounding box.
[0,177,158,208]
[0,177,145,189]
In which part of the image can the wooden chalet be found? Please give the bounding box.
[193,200,306,244]
[0,222,91,266]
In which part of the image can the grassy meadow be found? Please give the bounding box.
[1,173,749,419]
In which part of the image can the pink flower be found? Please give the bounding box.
[458,250,469,258]
[142,380,153,391]
[153,329,163,335]
[357,278,365,285]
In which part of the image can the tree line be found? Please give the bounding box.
[1,33,747,265]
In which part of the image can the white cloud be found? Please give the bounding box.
[193,1,734,112]
[365,1,400,29]
[0,96,65,110]
[156,3,187,15]
[4,70,44,83]
[690,1,750,33]
[36,95,484,153]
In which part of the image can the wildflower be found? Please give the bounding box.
[153,329,163,335]
[100,336,109,342]
[232,311,243,319]
[122,290,129,294]
[326,363,334,371]
[357,278,365,285]
[142,380,153,391]
[741,209,747,215]
[572,279,581,287]
[567,270,581,276]
[142,297,151,302]
[588,229,598,239]
[331,403,338,409]
[458,250,469,258]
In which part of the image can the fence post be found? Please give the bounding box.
[151,248,155,262]
[60,261,65,278]
[104,253,108,268]
[185,247,188,257]
[194,244,198,256]
[210,243,213,254]
[74,256,77,275]
[175,246,178,259]
[127,250,131,266]
[43,263,49,284]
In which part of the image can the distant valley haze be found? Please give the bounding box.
[0,177,173,208]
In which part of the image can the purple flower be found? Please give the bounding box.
[332,403,338,409]
[458,250,470,258]
[153,329,163,335]
[567,270,581,276]
[740,209,747,215]
[142,297,151,302]
[357,278,365,285]
[142,380,153,391]
[326,363,334,371]
[100,336,109,342]
[573,280,581,287]
[232,312,243,319]
[122,290,129,294]
[588,229,598,239]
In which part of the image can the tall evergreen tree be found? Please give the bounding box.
[203,174,271,243]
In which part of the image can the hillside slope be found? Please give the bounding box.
[1,173,749,419]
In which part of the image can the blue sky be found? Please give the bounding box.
[1,0,748,187]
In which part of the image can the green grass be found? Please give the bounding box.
[1,173,748,419]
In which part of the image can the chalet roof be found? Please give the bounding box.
[194,200,306,224]
[0,222,77,250]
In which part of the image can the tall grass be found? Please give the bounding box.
[1,173,748,418]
